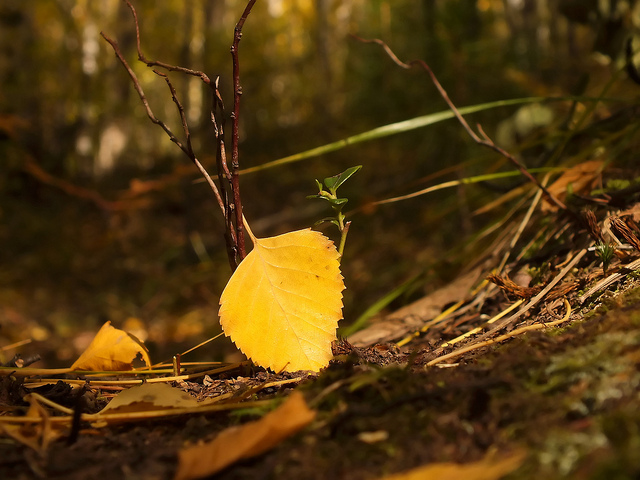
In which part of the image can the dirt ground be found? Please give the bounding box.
[3,157,640,479]
[2,276,640,480]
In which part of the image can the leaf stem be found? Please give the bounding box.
[241,214,256,245]
[337,220,351,261]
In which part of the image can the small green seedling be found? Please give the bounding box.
[308,165,362,261]
[594,242,615,274]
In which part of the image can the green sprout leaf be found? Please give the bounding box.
[330,198,348,207]
[309,165,362,261]
[323,165,362,194]
[314,218,341,228]
[306,195,347,207]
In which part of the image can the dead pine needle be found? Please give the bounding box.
[439,299,525,349]
[396,300,465,347]
[151,332,225,369]
[428,299,572,366]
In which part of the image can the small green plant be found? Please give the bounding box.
[308,165,362,260]
[527,262,550,286]
[594,242,616,274]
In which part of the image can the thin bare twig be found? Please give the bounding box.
[212,76,239,270]
[126,0,213,85]
[153,71,194,156]
[125,0,241,267]
[102,0,258,270]
[352,35,568,212]
[229,0,258,262]
[121,0,240,267]
[101,30,226,216]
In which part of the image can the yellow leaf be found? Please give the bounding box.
[219,227,344,372]
[174,391,315,480]
[99,383,201,415]
[378,449,527,480]
[70,321,151,371]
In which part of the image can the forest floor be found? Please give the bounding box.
[2,218,640,479]
[3,138,640,479]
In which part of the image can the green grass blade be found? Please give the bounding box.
[239,96,620,175]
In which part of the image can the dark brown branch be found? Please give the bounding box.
[125,0,213,85]
[228,0,258,262]
[120,0,255,267]
[102,0,260,270]
[352,35,568,212]
[100,31,226,218]
[212,76,239,270]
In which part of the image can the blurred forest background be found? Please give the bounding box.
[1,0,639,366]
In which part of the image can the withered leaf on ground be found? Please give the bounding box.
[541,160,604,212]
[174,391,316,480]
[378,449,526,480]
[70,321,151,371]
[0,395,65,454]
[99,383,203,415]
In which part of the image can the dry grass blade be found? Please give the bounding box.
[438,299,524,349]
[396,300,465,347]
[428,299,572,366]
[0,399,277,426]
[578,257,640,304]
[495,177,546,274]
[473,249,586,341]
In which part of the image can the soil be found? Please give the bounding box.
[3,155,640,479]
[2,279,640,480]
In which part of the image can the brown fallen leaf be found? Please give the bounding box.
[378,449,527,480]
[486,273,542,300]
[349,267,482,347]
[541,160,604,212]
[0,395,65,454]
[99,383,202,415]
[70,321,151,371]
[174,391,316,480]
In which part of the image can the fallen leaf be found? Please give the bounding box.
[70,321,151,371]
[378,449,527,480]
[0,395,64,454]
[174,391,316,480]
[219,226,345,372]
[350,267,482,347]
[99,383,202,415]
[542,160,604,212]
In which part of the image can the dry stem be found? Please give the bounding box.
[352,35,568,212]
[101,0,257,270]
